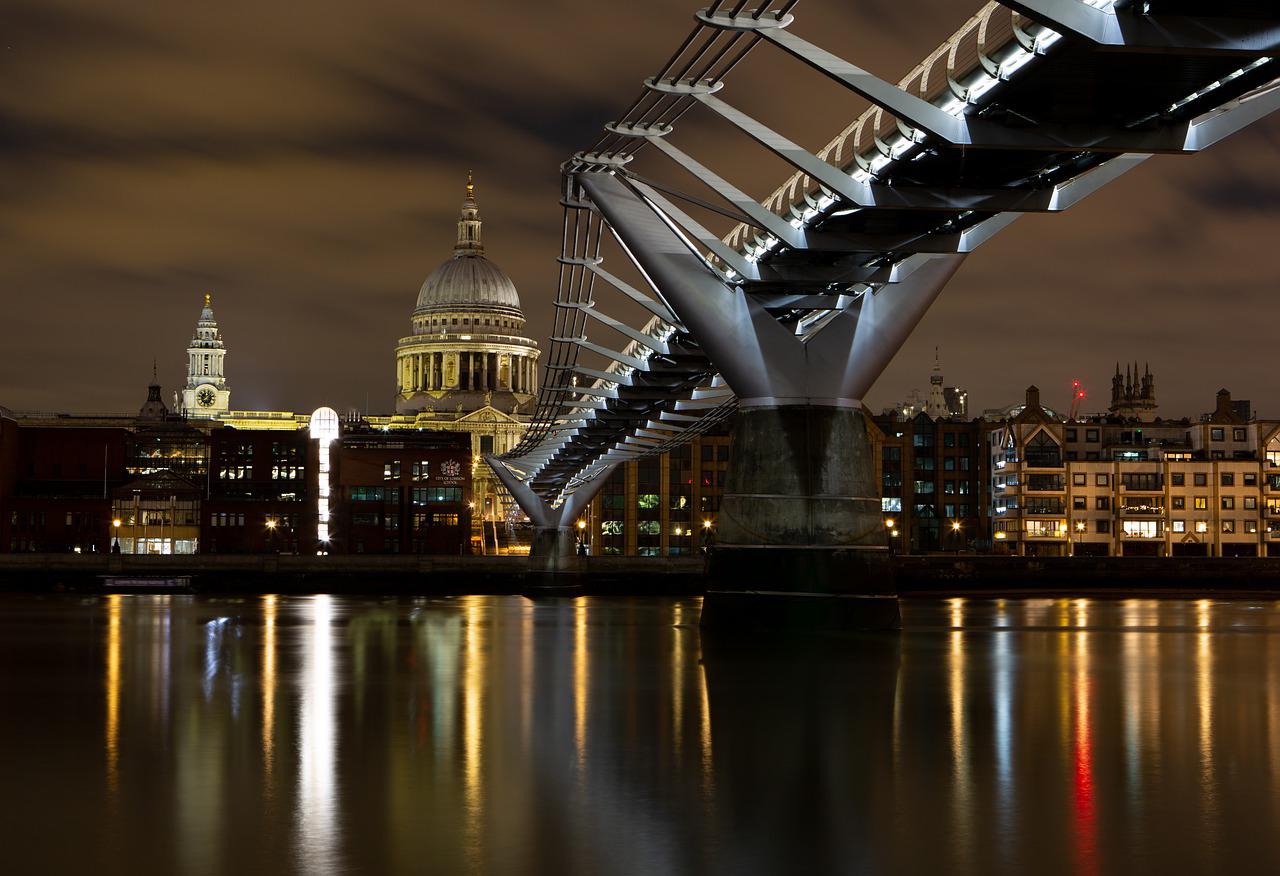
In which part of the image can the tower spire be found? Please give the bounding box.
[455,172,484,256]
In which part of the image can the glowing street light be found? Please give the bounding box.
[576,519,587,531]
[702,519,712,530]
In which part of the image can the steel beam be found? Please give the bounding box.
[1004,1,1280,56]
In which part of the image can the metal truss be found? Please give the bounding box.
[497,0,1280,512]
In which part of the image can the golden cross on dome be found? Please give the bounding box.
[466,171,474,199]
[204,292,212,307]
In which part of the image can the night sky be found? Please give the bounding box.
[2,0,1276,419]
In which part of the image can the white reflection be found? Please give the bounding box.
[296,595,341,873]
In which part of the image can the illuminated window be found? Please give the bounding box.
[1172,520,1186,533]
[1194,497,1208,510]
[1123,520,1159,539]
[1195,521,1209,533]
[1222,520,1236,534]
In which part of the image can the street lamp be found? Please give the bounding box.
[111,518,122,554]
[576,518,587,557]
[951,520,963,554]
[266,517,278,554]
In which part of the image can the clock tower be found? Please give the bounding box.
[178,292,231,417]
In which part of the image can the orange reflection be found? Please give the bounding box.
[261,595,277,791]
[1072,625,1097,876]
[462,598,485,864]
[672,602,684,756]
[574,598,588,769]
[105,594,122,795]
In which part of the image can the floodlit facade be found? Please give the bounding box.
[990,386,1280,558]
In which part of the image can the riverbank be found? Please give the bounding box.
[5,553,1280,596]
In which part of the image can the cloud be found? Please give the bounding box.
[0,0,1276,422]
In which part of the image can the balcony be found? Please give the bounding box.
[1121,503,1165,517]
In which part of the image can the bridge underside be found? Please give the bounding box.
[491,0,1280,628]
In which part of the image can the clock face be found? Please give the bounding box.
[196,387,216,407]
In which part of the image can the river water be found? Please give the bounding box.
[2,594,1278,874]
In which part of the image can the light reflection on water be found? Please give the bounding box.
[4,595,1280,873]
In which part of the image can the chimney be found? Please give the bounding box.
[1216,388,1233,417]
[1026,385,1041,409]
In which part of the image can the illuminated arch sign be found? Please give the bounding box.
[309,407,340,548]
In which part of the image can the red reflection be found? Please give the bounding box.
[1073,672,1097,876]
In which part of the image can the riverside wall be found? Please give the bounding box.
[5,553,1280,597]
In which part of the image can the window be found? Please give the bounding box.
[1027,474,1065,491]
[1095,497,1111,511]
[1086,429,1099,443]
[350,486,385,502]
[352,512,379,527]
[1196,521,1209,533]
[1066,429,1078,442]
[959,457,971,471]
[412,487,463,504]
[917,458,936,471]
[384,461,401,481]
[431,513,459,526]
[1245,473,1258,487]
[384,515,400,531]
[943,457,955,471]
[1222,520,1236,534]
[1095,474,1109,487]
[1121,473,1162,491]
[480,436,494,454]
[944,504,957,518]
[1221,473,1235,487]
[882,446,902,462]
[601,521,623,536]
[637,521,660,536]
[1194,497,1208,510]
[1171,473,1185,487]
[881,498,902,512]
[1025,520,1065,537]
[1096,519,1110,534]
[1222,497,1235,510]
[1172,520,1186,533]
[1123,520,1159,539]
[913,481,935,494]
[1073,496,1087,510]
[1245,497,1258,510]
[1245,520,1259,534]
[944,433,956,448]
[1025,431,1063,468]
[1073,473,1087,486]
[944,481,956,495]
[958,481,971,495]
[412,461,429,481]
[1234,428,1247,442]
[637,494,660,510]
[1172,497,1185,510]
[1211,428,1225,442]
[1194,473,1208,487]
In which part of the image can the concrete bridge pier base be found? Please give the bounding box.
[485,456,616,596]
[525,526,584,594]
[702,405,899,631]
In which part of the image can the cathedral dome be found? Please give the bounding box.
[412,174,523,317]
[414,254,522,315]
